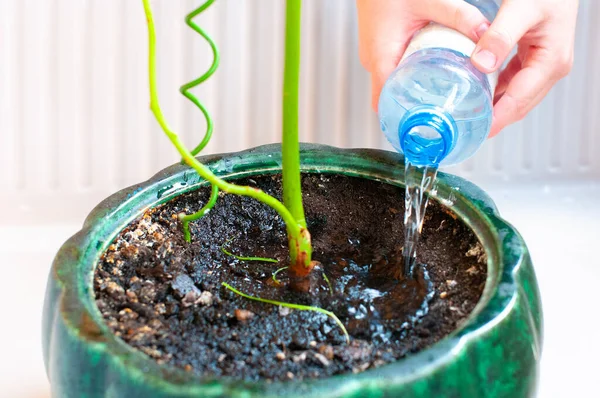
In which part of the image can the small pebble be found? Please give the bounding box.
[466,243,485,258]
[106,281,124,295]
[449,306,465,316]
[292,352,307,363]
[466,266,479,275]
[440,292,448,299]
[120,244,138,259]
[314,353,330,367]
[218,354,227,362]
[352,363,370,373]
[309,341,317,348]
[234,309,255,322]
[148,319,162,329]
[446,280,458,288]
[125,290,138,302]
[182,291,199,307]
[140,346,161,358]
[286,371,295,380]
[279,306,291,317]
[111,266,123,276]
[172,274,201,299]
[275,352,286,361]
[184,364,193,372]
[139,284,157,303]
[196,291,214,306]
[318,345,334,360]
[118,308,139,320]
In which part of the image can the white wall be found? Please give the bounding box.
[1,0,598,225]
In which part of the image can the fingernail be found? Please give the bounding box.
[472,49,497,70]
[475,23,489,40]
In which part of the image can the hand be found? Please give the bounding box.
[357,0,492,111]
[356,0,578,137]
[471,0,578,136]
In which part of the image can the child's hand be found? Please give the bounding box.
[356,0,578,136]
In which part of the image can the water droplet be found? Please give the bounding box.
[157,185,174,199]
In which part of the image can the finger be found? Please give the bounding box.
[368,30,423,111]
[493,54,522,103]
[356,0,424,111]
[471,0,542,73]
[489,56,556,137]
[369,46,407,111]
[490,84,551,137]
[416,0,490,42]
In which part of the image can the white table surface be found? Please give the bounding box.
[1,182,598,398]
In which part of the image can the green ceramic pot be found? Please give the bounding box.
[42,144,542,397]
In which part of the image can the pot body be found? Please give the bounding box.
[42,144,542,397]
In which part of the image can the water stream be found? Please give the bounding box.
[403,160,438,277]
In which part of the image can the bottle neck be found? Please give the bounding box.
[398,106,457,167]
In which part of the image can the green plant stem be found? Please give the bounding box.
[222,282,349,343]
[282,0,304,226]
[179,184,219,242]
[282,0,313,275]
[142,0,302,239]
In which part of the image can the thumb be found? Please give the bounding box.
[471,1,541,73]
[416,0,490,42]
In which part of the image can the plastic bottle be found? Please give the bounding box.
[378,0,500,167]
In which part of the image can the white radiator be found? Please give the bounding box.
[1,0,598,225]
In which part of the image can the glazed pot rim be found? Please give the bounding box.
[43,143,538,396]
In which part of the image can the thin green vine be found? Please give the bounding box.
[272,266,289,284]
[177,0,220,238]
[222,282,349,343]
[322,272,333,295]
[180,0,219,156]
[180,184,218,242]
[220,237,278,263]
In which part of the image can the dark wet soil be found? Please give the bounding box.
[94,174,487,381]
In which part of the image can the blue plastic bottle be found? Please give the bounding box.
[378,0,500,167]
